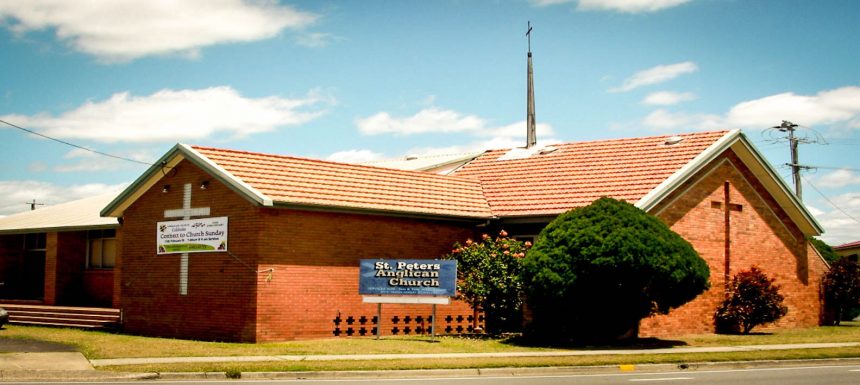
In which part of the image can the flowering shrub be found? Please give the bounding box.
[714,266,788,334]
[444,230,529,334]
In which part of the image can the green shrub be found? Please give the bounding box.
[809,237,840,264]
[444,230,529,334]
[714,266,788,334]
[521,197,710,343]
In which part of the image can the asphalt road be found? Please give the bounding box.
[3,364,859,384]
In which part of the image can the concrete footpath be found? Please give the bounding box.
[1,342,859,381]
[91,342,860,366]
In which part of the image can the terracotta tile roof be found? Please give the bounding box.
[190,146,492,219]
[834,240,860,250]
[451,131,730,217]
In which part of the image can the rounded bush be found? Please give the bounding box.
[521,197,710,342]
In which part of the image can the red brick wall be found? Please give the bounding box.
[113,228,123,308]
[119,159,261,341]
[43,233,58,305]
[55,231,88,305]
[641,151,827,336]
[119,159,478,341]
[254,208,477,341]
[82,270,114,307]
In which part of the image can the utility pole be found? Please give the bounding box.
[773,120,812,201]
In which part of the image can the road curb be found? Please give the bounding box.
[0,369,157,381]
[156,358,860,380]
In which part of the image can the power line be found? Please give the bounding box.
[804,165,860,172]
[802,175,860,226]
[0,118,152,166]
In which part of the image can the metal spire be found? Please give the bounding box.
[526,21,536,148]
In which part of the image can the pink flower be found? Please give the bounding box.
[482,234,490,241]
[524,241,533,247]
[499,230,508,237]
[465,239,474,246]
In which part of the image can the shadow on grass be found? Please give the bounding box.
[497,333,688,350]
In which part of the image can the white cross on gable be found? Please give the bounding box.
[164,183,211,296]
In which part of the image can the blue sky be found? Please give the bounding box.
[0,0,858,245]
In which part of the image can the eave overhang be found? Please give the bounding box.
[101,144,273,218]
[635,129,823,236]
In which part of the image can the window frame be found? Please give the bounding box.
[86,229,117,269]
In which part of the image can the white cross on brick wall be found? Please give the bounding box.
[163,183,210,295]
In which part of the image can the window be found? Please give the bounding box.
[88,229,117,269]
[24,233,46,251]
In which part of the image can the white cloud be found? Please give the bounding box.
[407,136,562,157]
[610,62,698,93]
[477,121,556,138]
[357,107,486,135]
[639,86,860,132]
[724,87,860,129]
[642,109,723,131]
[0,0,318,62]
[816,169,860,189]
[326,149,385,164]
[53,148,154,172]
[642,91,696,105]
[807,193,860,246]
[347,108,558,162]
[0,180,127,216]
[577,0,693,13]
[0,86,331,143]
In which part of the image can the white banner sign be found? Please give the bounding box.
[157,217,228,254]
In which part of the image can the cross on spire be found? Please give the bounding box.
[525,21,536,148]
[526,21,533,54]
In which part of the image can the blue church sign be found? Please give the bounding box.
[359,259,456,296]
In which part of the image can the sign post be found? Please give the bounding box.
[359,259,456,341]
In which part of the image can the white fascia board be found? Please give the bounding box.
[732,135,824,234]
[101,144,185,217]
[178,144,273,207]
[636,129,741,212]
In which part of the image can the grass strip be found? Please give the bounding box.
[100,346,860,373]
[1,322,858,362]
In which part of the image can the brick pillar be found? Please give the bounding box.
[112,228,122,309]
[43,232,58,305]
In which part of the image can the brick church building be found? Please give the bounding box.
[70,128,823,341]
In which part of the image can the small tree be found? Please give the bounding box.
[521,197,710,343]
[714,266,788,334]
[823,257,860,325]
[809,237,840,264]
[444,230,529,334]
